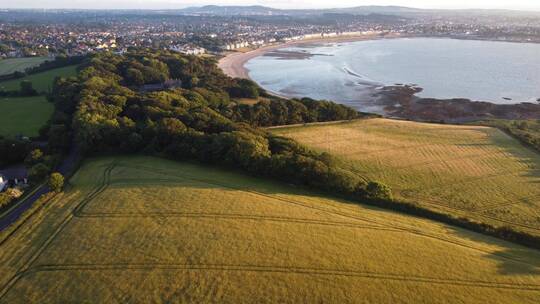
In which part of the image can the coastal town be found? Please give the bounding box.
[1,7,540,58]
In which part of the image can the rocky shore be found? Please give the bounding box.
[376,85,540,122]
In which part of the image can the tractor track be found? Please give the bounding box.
[2,161,539,300]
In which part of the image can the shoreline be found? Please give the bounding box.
[218,35,540,122]
[217,33,540,81]
[217,33,394,80]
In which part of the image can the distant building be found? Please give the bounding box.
[170,44,206,56]
[140,79,183,92]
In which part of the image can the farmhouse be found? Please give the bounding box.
[140,79,183,92]
[0,174,7,192]
[0,166,28,189]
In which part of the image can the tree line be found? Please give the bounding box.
[46,49,389,199]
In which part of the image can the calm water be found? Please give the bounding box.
[246,38,540,112]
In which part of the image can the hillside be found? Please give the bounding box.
[1,156,539,302]
[272,118,540,236]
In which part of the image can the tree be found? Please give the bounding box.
[48,172,64,193]
[125,68,144,86]
[25,149,44,166]
[48,124,71,152]
[20,80,37,96]
[366,181,392,200]
[230,79,260,98]
[29,163,50,182]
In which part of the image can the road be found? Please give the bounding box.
[0,146,79,231]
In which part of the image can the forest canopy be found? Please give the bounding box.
[48,50,385,200]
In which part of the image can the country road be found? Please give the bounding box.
[0,146,79,231]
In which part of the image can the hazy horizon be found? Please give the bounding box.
[1,1,540,12]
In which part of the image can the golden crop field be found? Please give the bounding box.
[1,156,540,303]
[271,118,540,236]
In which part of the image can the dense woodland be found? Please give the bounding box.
[45,50,386,201]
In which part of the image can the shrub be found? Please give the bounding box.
[5,188,23,199]
[25,149,44,166]
[366,181,393,200]
[0,193,12,209]
[48,172,64,193]
[20,80,38,96]
[29,163,51,182]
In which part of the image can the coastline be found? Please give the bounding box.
[217,33,395,80]
[218,35,540,122]
[218,33,540,81]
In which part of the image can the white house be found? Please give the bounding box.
[170,44,206,56]
[0,175,6,192]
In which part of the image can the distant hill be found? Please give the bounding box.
[330,6,425,15]
[178,5,540,17]
[179,5,282,16]
[178,5,421,16]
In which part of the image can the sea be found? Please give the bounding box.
[245,38,540,113]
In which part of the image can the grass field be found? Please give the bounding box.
[272,118,540,236]
[1,156,539,303]
[0,65,78,93]
[0,96,54,137]
[0,57,49,76]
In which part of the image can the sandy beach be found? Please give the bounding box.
[218,33,396,79]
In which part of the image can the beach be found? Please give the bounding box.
[218,33,394,79]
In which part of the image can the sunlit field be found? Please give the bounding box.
[0,65,78,93]
[1,156,539,303]
[0,96,53,137]
[272,118,540,236]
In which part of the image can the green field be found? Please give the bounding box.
[1,156,540,303]
[0,96,54,137]
[272,118,540,236]
[0,57,49,76]
[0,65,78,93]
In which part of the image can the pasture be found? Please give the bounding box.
[0,96,54,137]
[0,57,49,76]
[0,65,78,93]
[272,118,540,236]
[0,156,539,303]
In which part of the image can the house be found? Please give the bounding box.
[0,174,6,192]
[0,166,28,190]
[170,44,206,56]
[140,79,183,92]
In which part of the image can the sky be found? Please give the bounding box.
[1,0,539,11]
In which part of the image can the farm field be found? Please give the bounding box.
[0,65,78,93]
[0,96,53,137]
[0,57,49,76]
[271,118,540,236]
[1,156,540,303]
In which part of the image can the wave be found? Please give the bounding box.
[342,66,382,87]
